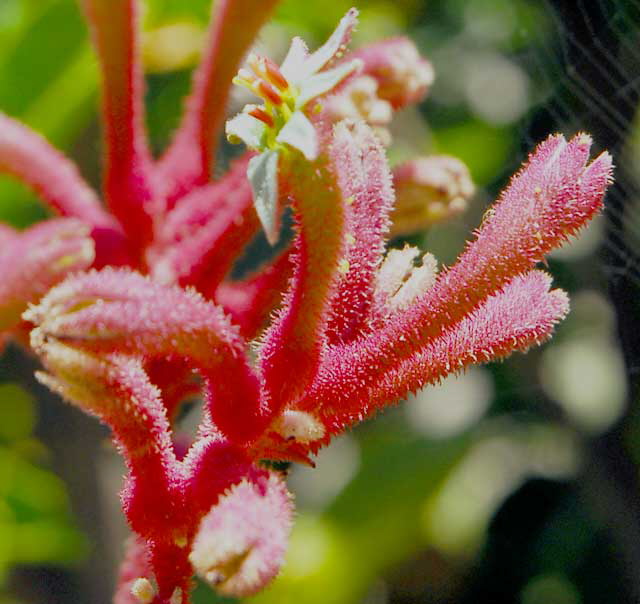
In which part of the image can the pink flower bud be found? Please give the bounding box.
[391,156,475,236]
[351,37,434,109]
[189,472,293,597]
[323,75,393,144]
[0,219,94,331]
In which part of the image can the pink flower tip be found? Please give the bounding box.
[0,219,95,331]
[353,37,434,109]
[189,472,293,597]
[391,155,475,235]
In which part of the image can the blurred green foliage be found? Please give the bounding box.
[0,383,86,595]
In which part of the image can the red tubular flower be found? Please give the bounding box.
[0,2,613,602]
[27,269,266,445]
[148,154,260,298]
[325,120,394,344]
[257,153,350,406]
[0,114,113,228]
[0,114,129,267]
[303,270,571,437]
[79,0,157,259]
[287,132,612,444]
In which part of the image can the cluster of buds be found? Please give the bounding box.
[322,37,434,145]
[0,1,612,603]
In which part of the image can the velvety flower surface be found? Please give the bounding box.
[0,1,612,603]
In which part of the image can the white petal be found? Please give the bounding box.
[295,8,359,82]
[276,110,318,160]
[226,112,267,149]
[296,59,362,108]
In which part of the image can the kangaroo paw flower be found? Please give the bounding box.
[190,471,293,597]
[0,3,613,602]
[226,9,362,243]
[26,268,264,445]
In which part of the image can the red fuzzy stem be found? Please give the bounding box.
[80,0,156,259]
[157,0,280,203]
[259,156,347,408]
[0,113,111,226]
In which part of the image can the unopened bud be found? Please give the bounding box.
[352,37,434,109]
[190,472,293,597]
[323,75,393,145]
[0,219,94,331]
[23,267,237,367]
[272,409,325,443]
[391,156,474,236]
[130,577,155,604]
[30,339,114,417]
[375,246,438,312]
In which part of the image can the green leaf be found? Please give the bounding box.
[0,1,87,116]
[247,150,280,245]
[276,110,318,160]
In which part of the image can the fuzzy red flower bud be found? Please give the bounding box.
[190,472,293,597]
